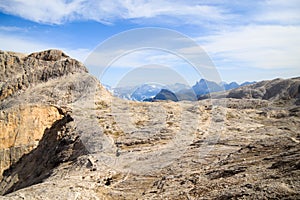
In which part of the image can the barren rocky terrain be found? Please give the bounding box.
[0,49,299,199]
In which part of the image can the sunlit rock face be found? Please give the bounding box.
[0,105,63,179]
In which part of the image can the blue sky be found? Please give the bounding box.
[0,0,299,86]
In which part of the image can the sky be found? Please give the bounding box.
[0,0,299,87]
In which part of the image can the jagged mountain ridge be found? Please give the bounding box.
[146,79,255,102]
[130,83,164,101]
[0,50,299,199]
[199,77,300,105]
[111,79,255,102]
[112,83,187,101]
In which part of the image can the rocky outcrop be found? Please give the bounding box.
[199,77,300,105]
[0,49,87,101]
[0,112,88,195]
[0,49,110,195]
[227,77,300,102]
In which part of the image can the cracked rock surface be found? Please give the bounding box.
[0,50,299,199]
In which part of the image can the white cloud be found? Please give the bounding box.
[0,0,85,25]
[90,49,203,86]
[0,33,90,61]
[0,33,47,53]
[198,25,300,70]
[85,48,186,69]
[122,1,228,22]
[0,26,26,32]
[0,0,230,25]
[0,1,298,27]
[256,0,300,25]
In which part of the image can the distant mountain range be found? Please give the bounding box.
[106,79,256,102]
[198,77,300,105]
[108,84,166,101]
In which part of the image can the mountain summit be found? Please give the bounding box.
[111,79,255,102]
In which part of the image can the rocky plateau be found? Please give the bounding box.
[0,49,299,199]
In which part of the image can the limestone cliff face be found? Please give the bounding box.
[0,49,96,185]
[0,105,63,179]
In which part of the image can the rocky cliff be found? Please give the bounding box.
[0,50,88,101]
[227,77,300,103]
[0,49,110,194]
[199,77,300,105]
[0,50,299,199]
[0,105,63,180]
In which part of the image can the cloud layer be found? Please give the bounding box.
[0,0,231,25]
[1,0,299,26]
[199,25,300,69]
